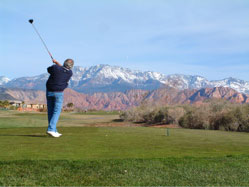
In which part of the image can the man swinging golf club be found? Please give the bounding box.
[28,19,74,137]
[46,59,74,137]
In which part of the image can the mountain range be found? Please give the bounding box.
[1,64,249,110]
[1,86,248,110]
[1,64,249,94]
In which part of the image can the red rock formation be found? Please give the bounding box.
[2,86,249,110]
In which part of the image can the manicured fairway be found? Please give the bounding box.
[0,111,249,186]
[1,156,249,186]
[0,110,119,128]
[1,127,249,160]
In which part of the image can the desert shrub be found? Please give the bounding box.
[209,99,230,113]
[120,107,147,123]
[178,111,194,128]
[180,105,240,131]
[0,100,10,108]
[179,110,209,129]
[209,112,238,131]
[179,105,211,129]
[209,106,249,131]
[142,107,173,124]
[38,108,47,112]
[73,108,87,113]
[9,106,18,110]
[237,121,249,132]
[168,107,186,124]
[233,106,249,132]
[179,103,249,132]
[120,106,173,124]
[121,102,249,132]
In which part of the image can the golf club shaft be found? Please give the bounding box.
[31,23,53,60]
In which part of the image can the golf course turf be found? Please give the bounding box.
[0,111,249,186]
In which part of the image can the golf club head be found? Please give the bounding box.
[28,19,33,24]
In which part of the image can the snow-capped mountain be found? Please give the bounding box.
[0,76,10,86]
[210,78,249,94]
[71,64,167,85]
[4,74,49,90]
[162,75,249,94]
[69,64,166,93]
[1,64,249,94]
[164,74,210,90]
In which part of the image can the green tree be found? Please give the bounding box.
[0,100,10,108]
[67,103,74,108]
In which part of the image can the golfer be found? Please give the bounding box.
[46,59,74,137]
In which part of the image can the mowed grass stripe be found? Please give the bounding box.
[0,111,119,128]
[1,157,249,186]
[0,127,249,160]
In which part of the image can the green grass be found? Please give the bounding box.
[0,110,119,128]
[1,127,249,160]
[1,157,249,186]
[0,110,249,186]
[75,110,120,115]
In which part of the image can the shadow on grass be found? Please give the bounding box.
[0,134,48,138]
[112,119,124,122]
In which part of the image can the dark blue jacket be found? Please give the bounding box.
[46,65,73,92]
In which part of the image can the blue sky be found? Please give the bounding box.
[1,0,249,80]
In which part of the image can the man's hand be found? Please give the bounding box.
[52,59,58,64]
[52,59,62,66]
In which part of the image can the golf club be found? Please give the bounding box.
[28,19,53,60]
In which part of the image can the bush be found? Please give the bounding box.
[120,106,150,123]
[179,111,208,129]
[142,107,173,124]
[179,105,211,129]
[9,106,17,110]
[120,106,173,124]
[209,112,238,131]
[168,107,186,124]
[38,108,47,112]
[121,102,249,132]
[0,100,10,108]
[179,104,249,132]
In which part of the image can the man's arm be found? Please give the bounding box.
[47,65,55,74]
[52,59,62,66]
[47,59,62,74]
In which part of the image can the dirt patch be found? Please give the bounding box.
[144,124,181,128]
[81,122,181,128]
[84,122,142,127]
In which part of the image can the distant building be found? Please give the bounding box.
[26,104,47,109]
[9,100,23,107]
[8,101,46,109]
